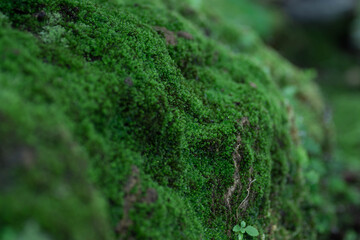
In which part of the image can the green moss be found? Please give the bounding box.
[0,88,114,240]
[0,0,330,239]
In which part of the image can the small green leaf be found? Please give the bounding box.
[241,221,246,228]
[240,228,246,234]
[233,225,241,232]
[245,226,259,237]
[238,233,243,240]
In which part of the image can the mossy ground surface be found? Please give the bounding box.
[0,1,329,239]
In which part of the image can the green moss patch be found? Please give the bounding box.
[0,1,329,239]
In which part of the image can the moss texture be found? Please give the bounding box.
[0,0,330,239]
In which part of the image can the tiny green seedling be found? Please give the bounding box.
[233,221,259,240]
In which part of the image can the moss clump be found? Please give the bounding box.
[0,0,329,239]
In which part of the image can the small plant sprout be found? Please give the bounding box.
[233,221,259,240]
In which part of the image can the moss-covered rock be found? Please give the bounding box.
[0,0,330,239]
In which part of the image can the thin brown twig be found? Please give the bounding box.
[237,178,256,219]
